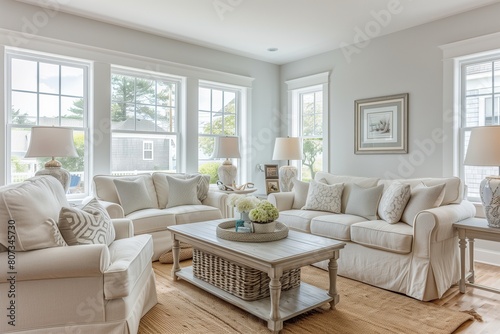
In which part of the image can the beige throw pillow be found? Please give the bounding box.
[165,175,202,208]
[345,184,384,220]
[378,182,412,224]
[58,198,116,246]
[302,180,344,213]
[401,183,446,226]
[292,179,310,209]
[187,173,211,202]
[113,178,156,215]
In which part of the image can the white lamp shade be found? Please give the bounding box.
[272,137,302,161]
[212,136,241,159]
[25,126,78,158]
[464,126,500,166]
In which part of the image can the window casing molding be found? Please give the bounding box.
[286,72,330,177]
[440,32,500,201]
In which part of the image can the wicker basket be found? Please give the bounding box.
[193,248,301,301]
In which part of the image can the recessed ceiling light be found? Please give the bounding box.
[267,47,278,52]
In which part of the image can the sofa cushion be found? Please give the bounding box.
[278,209,329,233]
[104,234,153,299]
[302,180,344,213]
[93,174,158,208]
[164,205,222,225]
[345,184,384,220]
[315,172,379,213]
[58,198,116,246]
[152,172,210,208]
[378,182,411,224]
[0,176,69,251]
[291,179,310,209]
[351,220,413,254]
[126,209,176,234]
[401,183,445,226]
[310,214,367,241]
[378,177,462,206]
[165,175,202,208]
[113,177,157,215]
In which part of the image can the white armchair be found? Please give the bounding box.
[0,176,157,333]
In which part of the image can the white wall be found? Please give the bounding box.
[0,0,280,192]
[280,3,500,265]
[281,3,500,178]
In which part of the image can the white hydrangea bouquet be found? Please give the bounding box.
[249,200,279,224]
[227,194,260,215]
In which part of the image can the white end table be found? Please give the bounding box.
[454,217,500,294]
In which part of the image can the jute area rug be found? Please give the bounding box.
[139,261,472,334]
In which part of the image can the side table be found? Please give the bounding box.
[454,217,500,294]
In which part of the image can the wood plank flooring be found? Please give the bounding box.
[432,262,500,333]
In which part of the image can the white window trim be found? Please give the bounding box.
[440,32,500,200]
[286,72,330,175]
[5,48,91,198]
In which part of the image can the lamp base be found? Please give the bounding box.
[279,165,298,192]
[35,167,71,193]
[218,163,237,186]
[480,176,500,228]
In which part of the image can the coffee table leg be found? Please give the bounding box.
[267,269,283,332]
[171,236,181,281]
[328,251,340,309]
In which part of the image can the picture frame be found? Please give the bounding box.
[264,164,279,179]
[265,179,280,195]
[354,93,408,154]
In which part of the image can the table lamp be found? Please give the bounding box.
[464,125,500,227]
[212,136,240,186]
[25,126,78,192]
[272,137,302,192]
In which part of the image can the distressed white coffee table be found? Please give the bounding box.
[168,219,345,333]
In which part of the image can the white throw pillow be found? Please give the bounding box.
[0,176,69,251]
[401,183,446,226]
[345,184,384,220]
[292,179,310,209]
[58,198,116,246]
[113,178,156,215]
[165,175,202,208]
[187,173,211,202]
[302,180,344,213]
[378,182,412,224]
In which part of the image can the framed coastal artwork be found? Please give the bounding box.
[354,93,408,154]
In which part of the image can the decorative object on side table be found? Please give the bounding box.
[265,179,280,195]
[25,126,78,192]
[354,93,408,154]
[272,137,302,192]
[249,200,280,233]
[212,136,241,186]
[464,125,500,227]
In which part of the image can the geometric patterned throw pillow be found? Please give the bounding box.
[58,198,116,246]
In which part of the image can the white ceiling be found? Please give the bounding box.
[17,0,500,64]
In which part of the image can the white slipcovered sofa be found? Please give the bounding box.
[268,172,476,301]
[0,176,157,333]
[92,173,228,261]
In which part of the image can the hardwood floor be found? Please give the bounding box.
[432,262,500,333]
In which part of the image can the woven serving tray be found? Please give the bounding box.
[193,248,301,301]
[216,220,289,242]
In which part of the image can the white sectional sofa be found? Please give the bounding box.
[92,173,228,261]
[0,176,157,333]
[268,171,476,301]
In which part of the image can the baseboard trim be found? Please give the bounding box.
[475,248,500,267]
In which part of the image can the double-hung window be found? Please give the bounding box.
[460,58,500,201]
[110,69,180,175]
[6,49,89,195]
[198,83,239,183]
[287,72,329,181]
